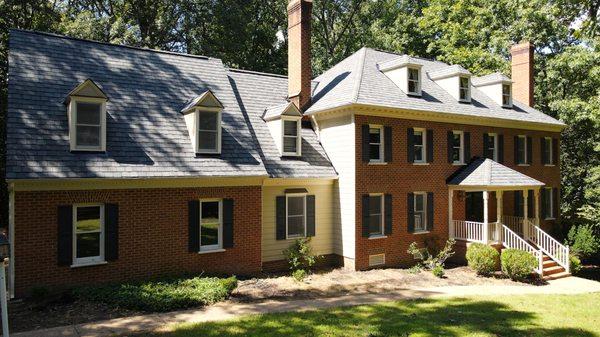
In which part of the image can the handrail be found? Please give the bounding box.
[501,224,542,274]
[502,215,537,236]
[527,220,570,273]
[451,220,485,243]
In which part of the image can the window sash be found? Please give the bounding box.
[544,188,554,219]
[369,127,383,161]
[369,195,384,236]
[413,193,427,232]
[459,77,470,100]
[502,84,511,106]
[413,131,425,163]
[282,119,300,155]
[200,200,222,251]
[74,102,103,149]
[517,136,527,164]
[286,195,306,238]
[487,134,497,161]
[408,68,420,94]
[452,132,463,163]
[544,138,553,164]
[197,110,221,153]
[73,204,104,265]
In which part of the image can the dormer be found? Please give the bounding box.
[428,65,472,103]
[378,55,423,96]
[472,73,513,108]
[263,102,302,157]
[181,90,224,154]
[65,79,108,152]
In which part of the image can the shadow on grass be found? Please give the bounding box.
[139,297,596,337]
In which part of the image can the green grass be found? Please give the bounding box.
[137,293,600,337]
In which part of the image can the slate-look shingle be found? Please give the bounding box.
[447,158,544,187]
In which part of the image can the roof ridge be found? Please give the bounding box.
[228,68,287,79]
[351,47,368,103]
[367,47,445,64]
[10,28,213,61]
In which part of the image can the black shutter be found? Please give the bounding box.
[384,194,392,235]
[362,124,370,162]
[498,134,504,163]
[464,132,471,162]
[514,136,519,165]
[527,136,533,164]
[540,138,547,165]
[276,196,286,240]
[362,194,370,237]
[447,131,454,163]
[527,190,534,216]
[407,193,415,233]
[384,126,392,163]
[553,188,559,218]
[552,138,559,165]
[514,191,522,217]
[407,128,414,163]
[306,195,316,237]
[540,188,547,219]
[57,205,73,266]
[483,133,490,159]
[223,199,234,248]
[427,192,434,231]
[188,200,200,252]
[105,204,119,261]
[426,129,434,163]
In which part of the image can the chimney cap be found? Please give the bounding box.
[510,41,534,53]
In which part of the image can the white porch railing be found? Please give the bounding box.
[527,219,570,273]
[502,224,542,274]
[452,220,485,243]
[502,215,538,236]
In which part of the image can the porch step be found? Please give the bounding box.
[543,271,571,281]
[543,265,565,276]
[543,260,558,268]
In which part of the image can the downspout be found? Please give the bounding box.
[8,183,14,299]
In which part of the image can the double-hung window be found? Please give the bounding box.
[200,199,222,251]
[486,133,498,161]
[282,119,301,156]
[71,99,106,151]
[407,67,421,95]
[543,137,553,165]
[413,129,426,163]
[502,84,512,107]
[413,193,427,232]
[368,194,384,237]
[197,110,221,154]
[459,77,470,102]
[286,194,306,238]
[73,204,104,265]
[451,131,464,164]
[543,188,554,219]
[369,126,384,162]
[517,135,527,165]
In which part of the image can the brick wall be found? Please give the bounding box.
[13,186,262,297]
[354,114,561,270]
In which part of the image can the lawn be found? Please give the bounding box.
[135,293,600,337]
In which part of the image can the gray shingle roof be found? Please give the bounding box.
[262,102,302,121]
[227,69,337,178]
[307,48,565,128]
[447,158,544,187]
[7,30,269,179]
[472,72,512,86]
[428,64,471,80]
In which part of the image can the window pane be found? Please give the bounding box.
[414,146,423,161]
[287,215,304,236]
[369,128,380,143]
[517,138,525,163]
[413,132,423,145]
[201,222,219,246]
[76,206,100,232]
[288,196,304,216]
[460,77,469,88]
[503,84,510,95]
[198,111,218,130]
[415,194,424,212]
[369,214,382,234]
[76,125,101,147]
[369,196,382,214]
[198,130,217,150]
[452,133,461,147]
[408,80,417,93]
[284,137,297,153]
[369,144,380,160]
[460,88,468,100]
[452,148,461,162]
[409,68,419,80]
[283,120,298,136]
[76,103,101,125]
[76,233,100,258]
[201,201,219,223]
[414,212,425,230]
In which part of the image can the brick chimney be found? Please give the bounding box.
[287,0,312,111]
[510,41,534,107]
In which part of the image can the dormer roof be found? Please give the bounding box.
[377,55,423,72]
[472,73,512,86]
[262,102,302,121]
[180,89,224,114]
[64,78,108,104]
[428,65,471,80]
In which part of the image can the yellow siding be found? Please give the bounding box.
[262,183,338,262]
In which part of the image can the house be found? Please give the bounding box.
[5,0,568,297]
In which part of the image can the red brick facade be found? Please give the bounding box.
[13,186,262,297]
[354,114,561,270]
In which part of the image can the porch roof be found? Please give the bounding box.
[447,158,544,188]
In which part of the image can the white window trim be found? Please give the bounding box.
[544,188,555,220]
[368,193,385,238]
[286,193,307,239]
[369,125,384,164]
[68,97,107,152]
[196,108,222,154]
[199,199,223,252]
[413,128,426,164]
[413,192,428,233]
[407,67,421,96]
[72,203,105,267]
[544,137,554,166]
[517,135,529,166]
[452,130,464,165]
[458,76,471,102]
[281,116,302,157]
[488,133,498,161]
[502,83,512,108]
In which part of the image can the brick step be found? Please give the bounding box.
[543,271,571,281]
[542,255,551,261]
[543,260,558,268]
[543,265,565,276]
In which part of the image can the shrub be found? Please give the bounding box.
[73,275,238,312]
[501,249,537,281]
[432,264,444,278]
[283,238,319,275]
[291,269,308,281]
[407,238,455,272]
[566,225,600,259]
[466,243,499,276]
[570,254,582,275]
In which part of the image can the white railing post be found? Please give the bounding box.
[523,190,529,240]
[483,191,489,244]
[566,245,570,274]
[449,190,454,239]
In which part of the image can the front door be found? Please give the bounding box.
[465,192,484,222]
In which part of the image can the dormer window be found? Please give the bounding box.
[459,77,470,102]
[181,90,224,155]
[408,67,421,95]
[502,84,512,107]
[263,102,303,157]
[282,118,301,156]
[65,79,108,152]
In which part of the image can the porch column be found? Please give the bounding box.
[483,190,489,243]
[448,189,454,238]
[534,188,540,226]
[496,191,503,243]
[523,189,529,237]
